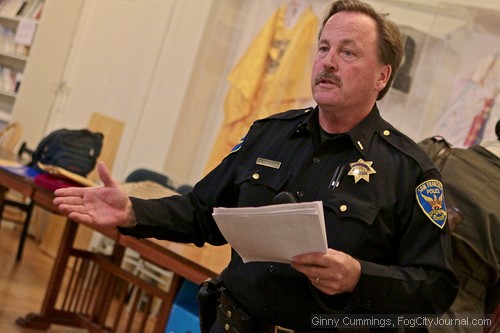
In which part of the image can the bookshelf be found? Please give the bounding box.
[0,0,44,123]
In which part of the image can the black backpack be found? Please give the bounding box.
[30,129,104,176]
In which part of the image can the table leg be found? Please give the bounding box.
[15,217,79,329]
[15,200,35,261]
[0,185,8,228]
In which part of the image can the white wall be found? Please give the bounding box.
[44,0,215,181]
[11,0,85,148]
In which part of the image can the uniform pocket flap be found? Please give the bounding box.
[237,166,291,192]
[323,196,379,225]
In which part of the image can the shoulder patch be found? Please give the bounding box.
[230,136,245,154]
[415,179,447,229]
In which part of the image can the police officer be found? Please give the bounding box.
[54,1,458,332]
[419,120,500,333]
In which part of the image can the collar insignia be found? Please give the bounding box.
[416,180,447,229]
[347,159,376,183]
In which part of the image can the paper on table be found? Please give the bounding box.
[212,201,327,264]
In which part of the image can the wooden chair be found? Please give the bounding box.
[86,112,125,181]
[0,121,27,226]
[0,122,23,152]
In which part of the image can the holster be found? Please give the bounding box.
[216,288,254,333]
[197,278,221,333]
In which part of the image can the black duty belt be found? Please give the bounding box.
[216,287,333,333]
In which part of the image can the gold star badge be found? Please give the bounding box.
[348,159,376,183]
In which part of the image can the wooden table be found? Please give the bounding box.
[0,155,230,332]
[0,149,36,261]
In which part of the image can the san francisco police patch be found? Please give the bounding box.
[416,180,447,229]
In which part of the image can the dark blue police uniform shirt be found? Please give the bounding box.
[121,105,458,330]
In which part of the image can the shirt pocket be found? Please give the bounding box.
[236,166,292,206]
[322,196,380,255]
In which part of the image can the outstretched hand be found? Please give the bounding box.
[53,162,135,227]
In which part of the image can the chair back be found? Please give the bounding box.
[0,122,23,152]
[86,112,124,181]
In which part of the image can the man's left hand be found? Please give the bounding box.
[291,249,361,295]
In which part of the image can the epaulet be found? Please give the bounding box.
[254,107,313,124]
[379,126,436,172]
[229,108,313,155]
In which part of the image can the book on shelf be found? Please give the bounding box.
[14,16,37,45]
[23,0,43,20]
[0,0,24,17]
[15,1,27,16]
[0,0,44,20]
[14,71,21,92]
[1,67,18,93]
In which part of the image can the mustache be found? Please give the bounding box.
[314,71,342,87]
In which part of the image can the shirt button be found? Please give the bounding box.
[252,173,260,180]
[226,310,232,318]
[296,191,304,198]
[224,323,230,331]
[268,265,275,273]
[313,157,320,164]
[383,130,390,136]
[340,205,347,212]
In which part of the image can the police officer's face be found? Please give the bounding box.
[311,11,390,114]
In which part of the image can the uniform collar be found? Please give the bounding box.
[346,105,383,158]
[291,105,383,158]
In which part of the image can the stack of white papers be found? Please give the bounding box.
[212,201,327,264]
